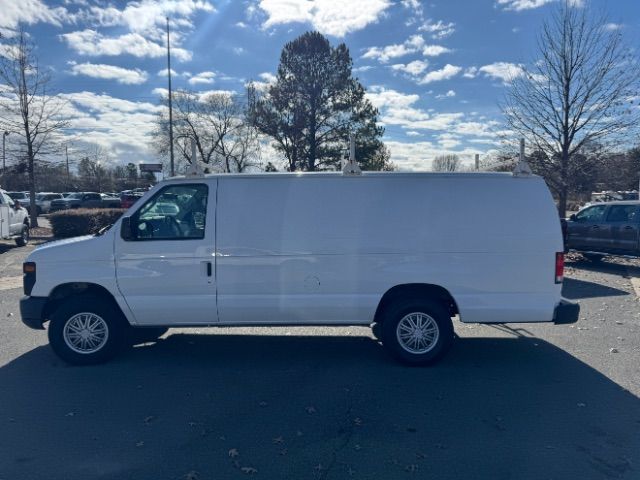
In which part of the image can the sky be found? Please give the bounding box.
[0,0,638,172]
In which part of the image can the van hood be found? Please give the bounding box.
[27,232,114,264]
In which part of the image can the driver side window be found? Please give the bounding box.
[131,184,208,240]
[575,205,606,223]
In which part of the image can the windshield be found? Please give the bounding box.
[67,193,83,199]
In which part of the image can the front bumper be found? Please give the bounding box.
[19,296,48,330]
[553,299,580,325]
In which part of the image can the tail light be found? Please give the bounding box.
[555,252,564,284]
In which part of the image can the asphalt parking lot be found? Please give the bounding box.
[0,242,638,480]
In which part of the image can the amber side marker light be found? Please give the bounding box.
[23,262,36,274]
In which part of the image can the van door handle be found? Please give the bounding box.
[591,225,600,229]
[624,226,634,230]
[206,261,212,277]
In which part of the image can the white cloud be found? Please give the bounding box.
[70,62,149,84]
[73,0,215,41]
[419,19,455,39]
[604,22,623,31]
[247,72,277,92]
[384,140,487,171]
[419,64,462,84]
[437,133,461,149]
[56,91,164,162]
[362,34,424,63]
[235,21,248,28]
[366,86,503,148]
[478,62,524,82]
[60,29,192,61]
[188,71,216,85]
[391,60,428,76]
[233,47,245,55]
[435,90,456,99]
[157,68,178,77]
[257,0,391,37]
[0,0,69,32]
[422,45,452,57]
[495,0,554,11]
[463,66,478,78]
[259,72,277,83]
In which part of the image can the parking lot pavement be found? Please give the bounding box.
[0,247,638,480]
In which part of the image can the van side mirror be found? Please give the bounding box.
[569,214,577,221]
[121,216,133,240]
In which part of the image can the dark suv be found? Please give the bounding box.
[565,201,640,259]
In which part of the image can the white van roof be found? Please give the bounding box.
[163,171,533,182]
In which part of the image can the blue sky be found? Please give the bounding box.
[0,0,638,171]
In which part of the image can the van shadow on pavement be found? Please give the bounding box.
[562,277,629,300]
[0,334,638,480]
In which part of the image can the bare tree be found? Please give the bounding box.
[502,2,639,216]
[153,90,261,173]
[0,30,68,227]
[432,154,460,172]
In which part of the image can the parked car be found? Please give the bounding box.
[120,192,143,209]
[7,191,30,204]
[20,171,578,366]
[49,192,121,212]
[565,201,640,260]
[34,192,64,215]
[0,188,30,246]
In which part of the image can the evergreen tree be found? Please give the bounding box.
[249,31,384,171]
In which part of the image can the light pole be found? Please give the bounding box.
[2,131,9,182]
[166,17,175,177]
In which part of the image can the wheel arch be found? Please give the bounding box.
[374,283,459,325]
[43,282,130,325]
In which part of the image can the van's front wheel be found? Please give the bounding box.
[48,296,126,365]
[381,299,454,366]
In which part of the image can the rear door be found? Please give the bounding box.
[115,182,216,325]
[566,204,608,250]
[604,204,639,254]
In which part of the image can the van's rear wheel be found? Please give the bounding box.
[381,299,454,366]
[48,296,126,365]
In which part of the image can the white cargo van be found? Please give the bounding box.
[19,172,578,365]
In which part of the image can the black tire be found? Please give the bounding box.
[380,298,454,366]
[15,224,29,247]
[583,253,604,262]
[48,295,127,365]
[128,327,168,345]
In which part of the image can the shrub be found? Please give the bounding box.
[49,209,126,239]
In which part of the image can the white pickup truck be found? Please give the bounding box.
[0,188,30,246]
[19,172,579,365]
